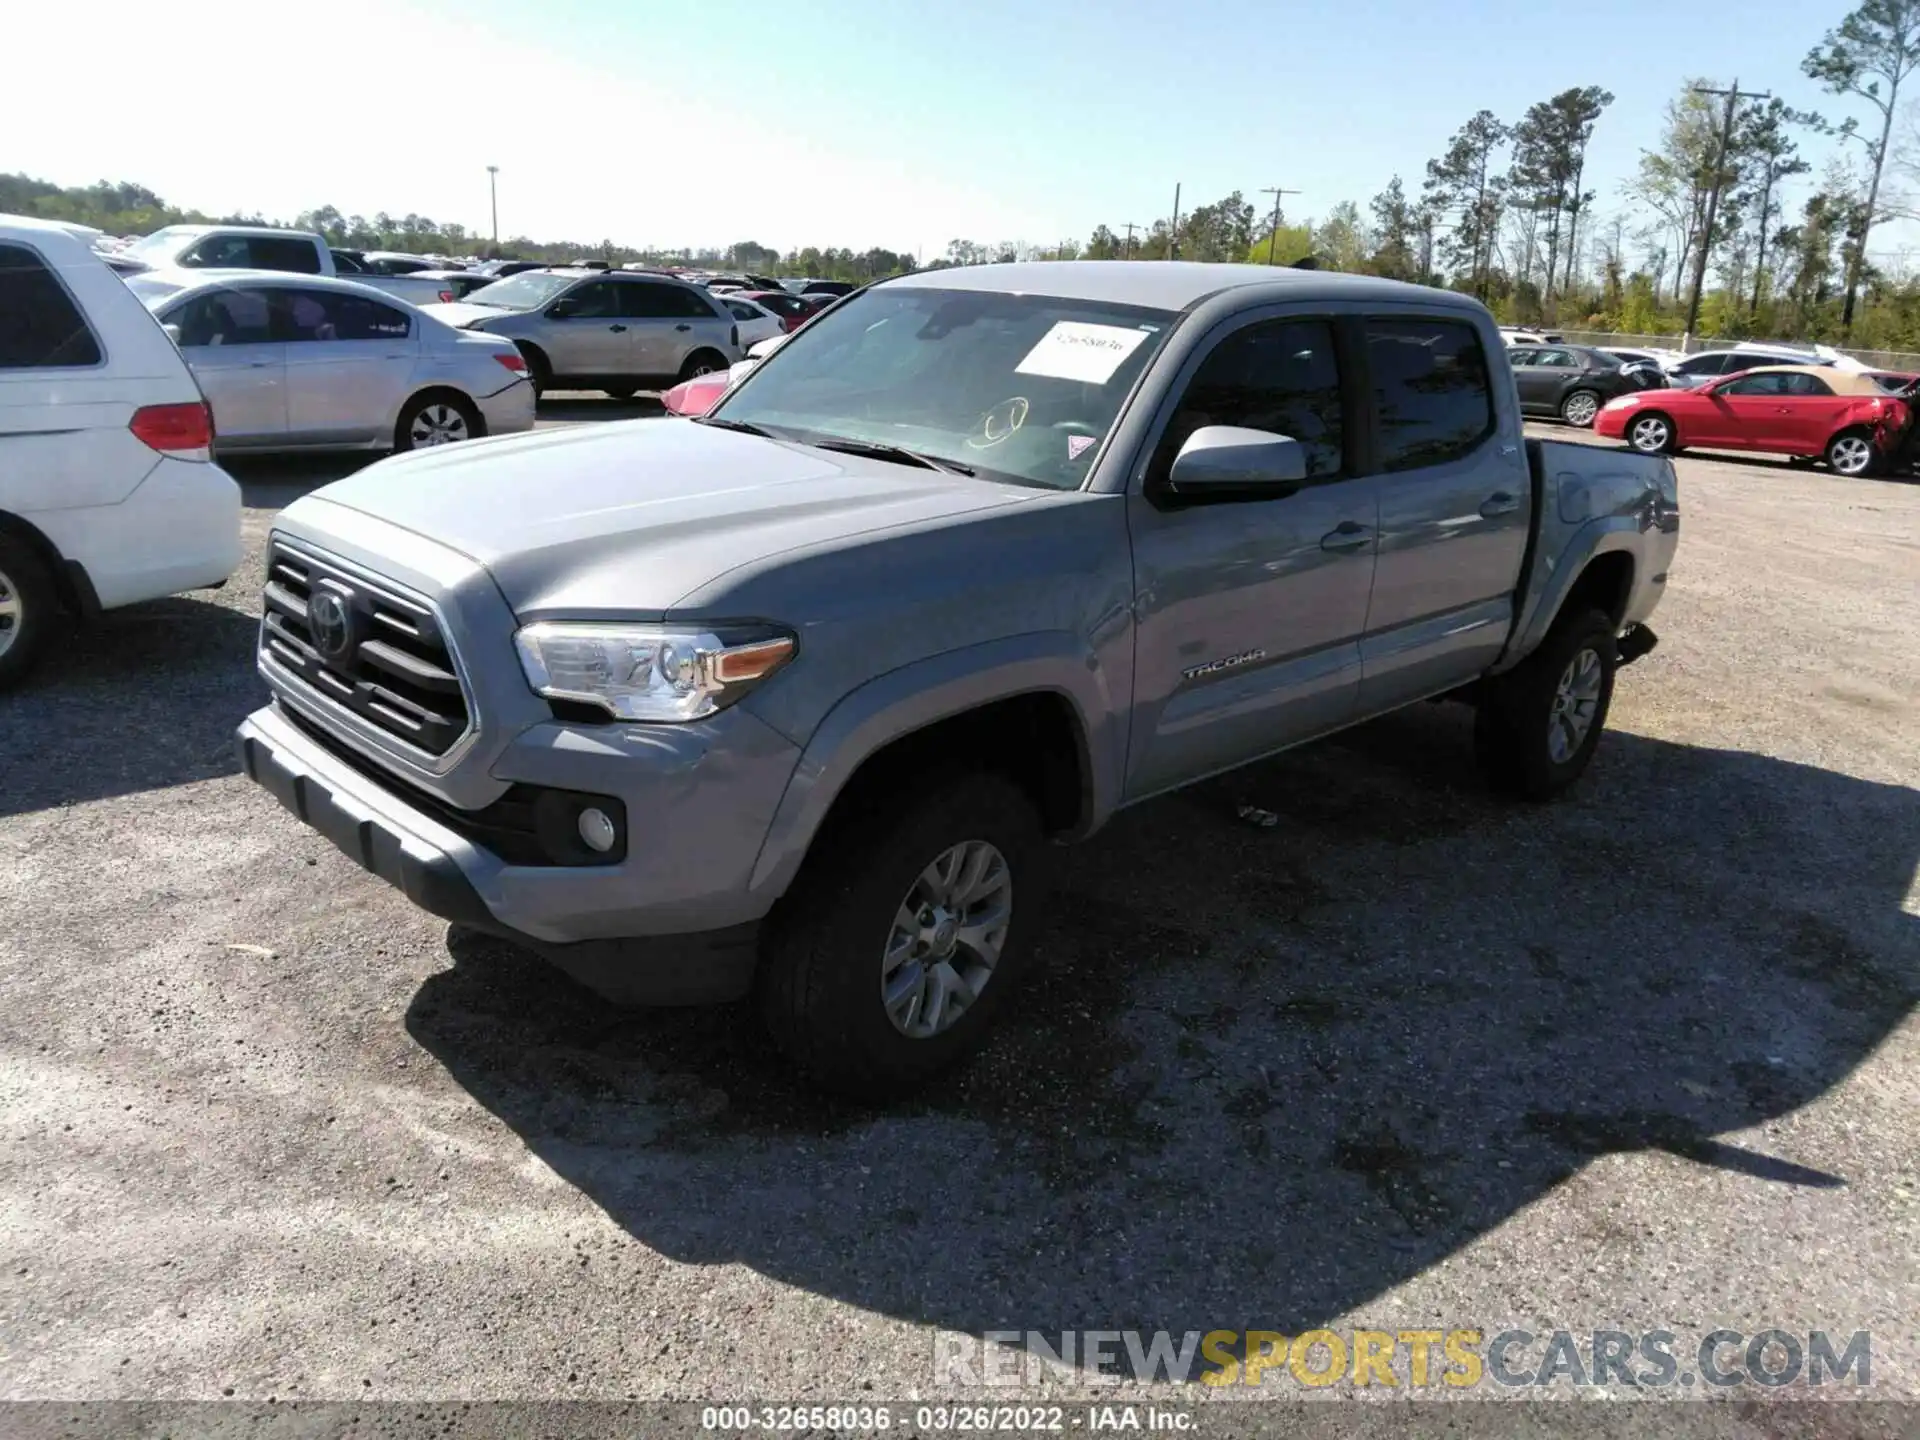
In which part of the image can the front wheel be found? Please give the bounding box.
[1626,412,1675,455]
[395,392,483,451]
[758,773,1044,1095]
[0,532,58,691]
[1560,389,1602,428]
[1474,607,1619,801]
[1826,428,1881,477]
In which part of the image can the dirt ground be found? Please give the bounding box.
[1,411,1915,1410]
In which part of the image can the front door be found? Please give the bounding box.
[272,287,418,445]
[1698,372,1787,448]
[543,279,635,379]
[1125,314,1378,800]
[165,288,287,448]
[1359,316,1532,714]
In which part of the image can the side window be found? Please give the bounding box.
[1679,353,1728,376]
[616,281,677,319]
[563,280,622,318]
[664,284,725,319]
[1534,348,1575,368]
[270,290,411,342]
[251,238,324,274]
[1721,373,1787,396]
[726,300,758,321]
[182,235,253,269]
[167,288,274,347]
[1150,317,1346,483]
[0,243,103,368]
[1507,348,1538,367]
[1784,372,1833,397]
[1365,318,1495,472]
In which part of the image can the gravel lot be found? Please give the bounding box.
[2,410,1915,1410]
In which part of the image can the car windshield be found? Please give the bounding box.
[125,275,187,305]
[711,286,1178,489]
[122,226,195,259]
[461,272,574,309]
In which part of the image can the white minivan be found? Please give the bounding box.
[0,215,241,689]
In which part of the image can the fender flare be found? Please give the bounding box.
[745,631,1121,900]
[1495,520,1645,672]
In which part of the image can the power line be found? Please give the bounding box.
[1260,186,1301,265]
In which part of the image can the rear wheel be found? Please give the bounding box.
[758,773,1044,1094]
[1474,607,1618,801]
[1560,389,1602,428]
[395,391,482,451]
[0,532,58,691]
[1626,412,1675,455]
[678,349,728,384]
[1825,428,1880,477]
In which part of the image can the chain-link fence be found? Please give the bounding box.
[1556,330,1920,373]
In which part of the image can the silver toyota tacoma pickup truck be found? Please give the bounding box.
[236,262,1679,1091]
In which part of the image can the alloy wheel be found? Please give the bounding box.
[880,839,1012,1039]
[410,404,470,447]
[1547,647,1604,764]
[0,565,19,660]
[1562,392,1600,427]
[1829,434,1873,476]
[1629,416,1669,453]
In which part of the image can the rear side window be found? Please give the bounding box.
[0,243,103,368]
[1675,353,1728,376]
[1365,318,1494,472]
[250,237,324,273]
[1152,317,1346,481]
[270,289,412,342]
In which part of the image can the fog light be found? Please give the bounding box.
[577,807,618,853]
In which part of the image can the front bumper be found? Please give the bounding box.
[236,702,771,1004]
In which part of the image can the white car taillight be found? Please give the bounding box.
[129,401,214,461]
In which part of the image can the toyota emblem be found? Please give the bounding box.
[308,589,355,664]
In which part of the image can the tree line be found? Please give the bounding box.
[10,1,1920,347]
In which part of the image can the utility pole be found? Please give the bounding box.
[1168,183,1181,261]
[486,165,500,249]
[1120,222,1141,259]
[1260,186,1301,265]
[1682,79,1767,348]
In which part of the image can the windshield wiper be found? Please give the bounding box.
[807,435,976,476]
[693,415,777,438]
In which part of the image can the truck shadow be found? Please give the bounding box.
[405,706,1918,1359]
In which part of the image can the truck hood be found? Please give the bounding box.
[299,418,1036,617]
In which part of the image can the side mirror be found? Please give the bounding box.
[161,323,182,345]
[1165,426,1307,501]
[547,297,580,319]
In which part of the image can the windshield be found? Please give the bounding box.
[123,226,196,260]
[712,286,1177,489]
[461,272,573,309]
[126,275,187,306]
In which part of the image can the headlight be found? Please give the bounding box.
[513,622,795,722]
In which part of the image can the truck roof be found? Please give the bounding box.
[883,260,1480,314]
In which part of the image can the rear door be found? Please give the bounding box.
[274,287,417,445]
[614,279,692,377]
[1527,347,1584,411]
[1357,315,1531,715]
[1124,312,1379,798]
[162,287,287,448]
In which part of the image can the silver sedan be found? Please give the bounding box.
[128,270,536,454]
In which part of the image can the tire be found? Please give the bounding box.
[758,772,1045,1095]
[1625,411,1676,455]
[394,391,483,452]
[1560,389,1602,428]
[1825,427,1881,477]
[1474,606,1618,802]
[516,343,552,397]
[602,387,638,401]
[678,349,728,383]
[0,531,58,692]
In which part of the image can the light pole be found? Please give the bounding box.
[486,166,500,250]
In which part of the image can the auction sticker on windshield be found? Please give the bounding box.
[1015,321,1152,384]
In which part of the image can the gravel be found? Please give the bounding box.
[2,415,1915,1406]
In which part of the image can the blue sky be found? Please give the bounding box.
[14,0,1897,263]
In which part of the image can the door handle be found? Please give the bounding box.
[1479,492,1520,517]
[249,361,274,368]
[675,323,693,332]
[1320,521,1373,554]
[608,323,628,332]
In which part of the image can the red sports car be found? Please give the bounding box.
[1595,365,1911,477]
[660,370,730,417]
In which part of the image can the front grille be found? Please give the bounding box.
[260,540,472,759]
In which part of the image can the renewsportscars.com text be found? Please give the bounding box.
[934,1328,1873,1390]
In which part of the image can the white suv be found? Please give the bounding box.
[0,215,241,688]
